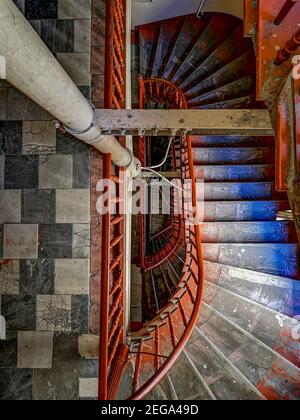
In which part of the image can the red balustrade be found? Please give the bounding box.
[244,0,300,192]
[113,136,204,400]
[99,0,127,401]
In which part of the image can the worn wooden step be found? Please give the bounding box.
[202,243,300,279]
[151,18,183,78]
[194,95,257,110]
[139,23,160,77]
[188,76,255,108]
[185,49,256,100]
[180,25,251,91]
[201,221,297,244]
[193,148,274,165]
[172,14,239,85]
[197,303,300,400]
[194,165,275,182]
[203,182,286,201]
[162,15,207,80]
[203,200,290,222]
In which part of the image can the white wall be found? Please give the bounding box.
[132,0,243,27]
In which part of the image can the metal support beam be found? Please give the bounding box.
[94,109,274,136]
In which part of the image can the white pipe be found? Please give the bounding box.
[0,0,138,172]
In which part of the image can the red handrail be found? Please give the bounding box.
[99,0,127,400]
[139,77,188,270]
[119,136,204,400]
[108,73,203,399]
[139,77,188,109]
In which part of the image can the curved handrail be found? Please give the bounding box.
[112,75,204,400]
[139,76,188,109]
[145,217,183,271]
[139,76,188,270]
[114,136,204,400]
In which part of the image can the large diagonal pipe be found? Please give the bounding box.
[0,0,138,172]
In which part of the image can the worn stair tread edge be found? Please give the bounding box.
[192,326,266,400]
[200,301,300,373]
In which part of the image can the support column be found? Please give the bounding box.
[0,0,137,171]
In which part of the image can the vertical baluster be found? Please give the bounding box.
[98,154,112,401]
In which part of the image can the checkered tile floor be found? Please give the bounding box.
[0,0,104,400]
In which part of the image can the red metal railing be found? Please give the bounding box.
[116,136,204,400]
[274,0,299,26]
[105,0,126,110]
[145,215,184,271]
[139,77,188,110]
[139,77,188,271]
[244,0,300,192]
[294,77,300,178]
[275,28,300,65]
[99,0,127,401]
[109,75,203,399]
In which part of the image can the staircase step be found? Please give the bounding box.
[185,49,256,100]
[194,165,275,181]
[198,303,300,400]
[204,261,300,317]
[203,200,290,222]
[203,182,285,201]
[193,95,257,109]
[167,352,214,400]
[163,15,208,80]
[191,136,275,148]
[151,18,183,78]
[201,221,297,244]
[139,24,160,77]
[202,282,300,368]
[188,76,255,107]
[202,243,300,279]
[180,25,251,91]
[185,333,264,400]
[193,148,274,165]
[172,15,239,85]
[145,376,177,400]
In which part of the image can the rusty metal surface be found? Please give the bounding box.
[94,109,273,136]
[244,0,258,38]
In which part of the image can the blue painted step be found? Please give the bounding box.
[193,148,274,165]
[201,221,297,243]
[203,243,300,279]
[204,261,300,317]
[203,201,290,222]
[191,136,275,148]
[194,165,275,182]
[203,183,285,201]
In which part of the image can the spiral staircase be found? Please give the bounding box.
[112,11,300,401]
